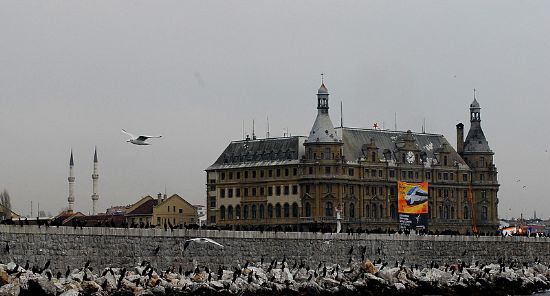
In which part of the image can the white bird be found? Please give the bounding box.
[122,129,162,145]
[183,238,224,250]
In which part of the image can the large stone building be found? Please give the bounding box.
[206,83,499,233]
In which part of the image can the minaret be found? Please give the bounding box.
[68,150,75,212]
[91,147,99,215]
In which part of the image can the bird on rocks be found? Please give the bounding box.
[208,272,212,282]
[7,264,19,275]
[42,260,51,272]
[307,273,313,281]
[46,270,52,281]
[154,245,160,255]
[65,266,71,278]
[4,242,9,254]
[117,268,126,289]
[260,255,264,265]
[348,246,354,255]
[24,260,29,270]
[217,266,223,279]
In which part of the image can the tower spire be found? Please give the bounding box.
[91,147,99,215]
[67,150,75,212]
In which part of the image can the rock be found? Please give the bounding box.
[362,260,377,274]
[394,282,406,290]
[0,283,20,296]
[81,280,101,293]
[0,271,9,285]
[191,272,206,283]
[58,290,79,296]
[37,277,57,295]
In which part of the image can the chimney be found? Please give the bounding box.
[157,192,163,202]
[456,123,464,155]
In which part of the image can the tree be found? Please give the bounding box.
[0,189,12,220]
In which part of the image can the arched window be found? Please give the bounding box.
[372,205,377,218]
[243,205,249,219]
[275,203,282,218]
[268,204,273,218]
[481,206,488,221]
[283,203,290,217]
[365,205,370,218]
[251,204,257,219]
[390,204,396,219]
[379,204,383,218]
[259,204,265,219]
[220,206,226,220]
[325,202,333,217]
[464,206,469,219]
[444,206,449,219]
[292,203,299,217]
[349,203,355,218]
[371,152,376,162]
[305,202,311,217]
[438,205,442,219]
[236,205,241,219]
[227,205,233,220]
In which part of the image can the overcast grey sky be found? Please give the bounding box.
[1,1,549,219]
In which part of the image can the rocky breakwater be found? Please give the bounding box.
[0,257,549,296]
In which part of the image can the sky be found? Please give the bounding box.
[0,1,549,219]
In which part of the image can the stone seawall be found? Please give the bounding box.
[0,225,548,272]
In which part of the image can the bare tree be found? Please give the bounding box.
[0,189,12,220]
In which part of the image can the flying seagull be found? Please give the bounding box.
[183,238,224,250]
[122,129,162,145]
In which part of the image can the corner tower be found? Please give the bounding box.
[91,147,99,215]
[68,150,75,212]
[461,92,499,233]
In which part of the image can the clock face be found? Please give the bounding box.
[406,151,415,164]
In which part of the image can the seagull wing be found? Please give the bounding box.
[121,129,136,139]
[183,240,192,250]
[136,135,162,141]
[203,238,224,248]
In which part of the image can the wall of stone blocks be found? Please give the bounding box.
[0,225,548,273]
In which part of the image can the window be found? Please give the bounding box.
[236,205,241,218]
[220,206,225,220]
[268,170,273,177]
[252,187,257,196]
[305,184,310,194]
[325,202,333,217]
[349,185,354,195]
[292,185,298,195]
[221,172,225,180]
[464,190,468,199]
[260,170,264,178]
[438,172,442,180]
[402,171,406,179]
[371,152,376,162]
[293,168,298,176]
[251,205,257,219]
[179,209,182,213]
[228,206,233,219]
[236,188,241,197]
[260,187,265,196]
[444,156,448,166]
[365,205,370,218]
[283,203,290,217]
[379,170,383,178]
[285,169,289,176]
[229,172,233,179]
[325,148,331,159]
[480,157,485,167]
[348,168,354,176]
[275,203,282,217]
[408,171,413,179]
[450,173,454,180]
[276,169,281,177]
[481,190,487,200]
[284,185,289,195]
[268,204,273,218]
[325,166,331,175]
[243,205,249,219]
[268,187,273,196]
[426,172,431,179]
[244,171,248,179]
[371,169,376,177]
[481,206,488,220]
[305,202,311,217]
[167,206,170,212]
[210,216,215,223]
[463,206,469,219]
[276,186,281,196]
[236,172,241,179]
[292,203,298,217]
[259,204,265,218]
[324,183,332,193]
[443,173,448,180]
[463,174,468,181]
[228,188,233,198]
[480,174,485,181]
[308,167,313,174]
[389,170,395,178]
[220,189,225,198]
[252,171,256,178]
[349,203,355,218]
[244,188,248,197]
[372,205,377,218]
[390,204,396,219]
[209,197,216,208]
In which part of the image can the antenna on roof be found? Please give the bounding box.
[266,115,270,138]
[394,112,397,131]
[242,120,245,140]
[252,119,256,140]
[422,118,426,133]
[340,101,343,128]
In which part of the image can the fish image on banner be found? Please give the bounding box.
[398,181,429,230]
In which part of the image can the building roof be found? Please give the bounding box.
[208,136,306,170]
[126,197,159,216]
[306,110,340,144]
[339,127,467,167]
[318,82,328,94]
[463,125,491,153]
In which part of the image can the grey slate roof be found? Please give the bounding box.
[306,111,341,144]
[464,125,491,153]
[208,136,306,170]
[339,127,467,166]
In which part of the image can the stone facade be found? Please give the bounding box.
[206,83,499,233]
[0,226,547,272]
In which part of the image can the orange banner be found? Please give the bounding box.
[398,181,429,214]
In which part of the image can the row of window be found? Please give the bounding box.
[219,203,300,220]
[220,168,298,181]
[220,185,299,198]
